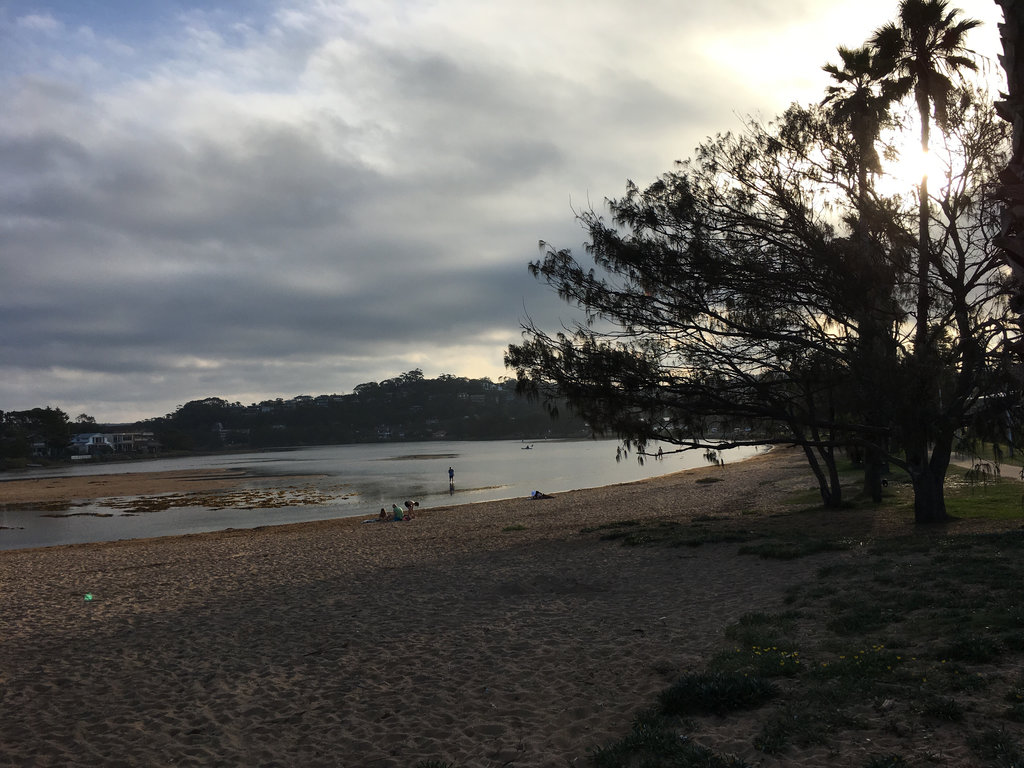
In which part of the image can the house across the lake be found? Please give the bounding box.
[69,431,160,456]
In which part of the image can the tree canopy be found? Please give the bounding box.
[507,4,1018,523]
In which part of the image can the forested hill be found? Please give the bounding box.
[1,372,588,465]
[145,371,587,452]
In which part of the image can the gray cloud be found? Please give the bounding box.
[0,0,1003,421]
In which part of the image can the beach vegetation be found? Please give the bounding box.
[709,645,803,679]
[1005,677,1024,722]
[659,672,778,717]
[591,710,751,768]
[588,469,1024,764]
[737,537,851,560]
[590,519,757,548]
[584,516,858,559]
[919,694,965,721]
[723,611,798,647]
[863,756,910,768]
[968,728,1024,766]
[505,0,1020,525]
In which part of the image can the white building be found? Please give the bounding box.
[69,432,159,455]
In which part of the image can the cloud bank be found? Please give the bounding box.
[0,0,1003,421]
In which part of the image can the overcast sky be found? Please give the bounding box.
[0,0,1006,422]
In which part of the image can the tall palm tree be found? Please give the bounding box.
[870,1,981,523]
[871,0,981,354]
[822,45,893,209]
[822,45,899,502]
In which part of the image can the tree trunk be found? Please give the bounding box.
[914,104,931,356]
[910,464,947,523]
[908,432,952,524]
[802,443,843,509]
[863,446,884,503]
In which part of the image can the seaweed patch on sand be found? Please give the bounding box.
[41,512,114,518]
[379,453,460,461]
[0,500,75,513]
[101,484,355,515]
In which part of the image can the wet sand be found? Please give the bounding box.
[0,467,259,504]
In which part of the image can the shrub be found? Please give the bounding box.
[659,671,778,717]
[946,632,1004,663]
[968,728,1024,767]
[711,645,803,678]
[920,696,964,722]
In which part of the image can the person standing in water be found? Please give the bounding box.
[448,466,455,493]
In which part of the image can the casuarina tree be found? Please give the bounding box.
[508,60,1014,522]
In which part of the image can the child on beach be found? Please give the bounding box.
[404,500,419,519]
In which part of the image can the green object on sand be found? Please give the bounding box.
[84,593,93,601]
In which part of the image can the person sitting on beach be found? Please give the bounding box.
[379,507,388,521]
[392,503,404,521]
[530,490,553,500]
[404,500,419,519]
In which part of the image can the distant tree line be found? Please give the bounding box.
[148,371,587,452]
[0,372,588,467]
[0,407,74,467]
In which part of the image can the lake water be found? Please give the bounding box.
[0,439,763,550]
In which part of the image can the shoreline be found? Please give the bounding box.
[0,446,771,552]
[0,449,826,766]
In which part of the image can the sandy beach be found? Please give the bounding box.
[0,450,883,766]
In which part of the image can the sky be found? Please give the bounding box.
[0,0,1007,423]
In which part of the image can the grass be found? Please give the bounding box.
[591,710,753,768]
[581,518,758,548]
[946,476,1024,520]
[583,470,1024,766]
[737,536,851,560]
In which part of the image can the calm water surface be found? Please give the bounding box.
[0,439,763,550]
